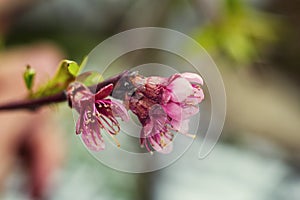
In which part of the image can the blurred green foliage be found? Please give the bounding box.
[0,35,3,50]
[195,0,278,65]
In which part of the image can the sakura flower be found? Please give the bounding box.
[139,105,174,154]
[67,82,129,151]
[161,73,204,134]
[126,72,204,153]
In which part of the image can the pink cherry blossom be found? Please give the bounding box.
[127,72,204,153]
[67,82,129,151]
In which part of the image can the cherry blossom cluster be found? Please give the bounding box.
[66,71,204,154]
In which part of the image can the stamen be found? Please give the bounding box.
[99,115,120,135]
[160,139,166,147]
[110,135,120,147]
[182,132,196,139]
[168,125,196,138]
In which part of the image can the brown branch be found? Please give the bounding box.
[0,70,128,112]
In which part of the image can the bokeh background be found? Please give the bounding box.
[0,0,300,199]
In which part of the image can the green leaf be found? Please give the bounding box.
[68,62,80,77]
[67,56,87,77]
[29,57,92,99]
[31,60,79,98]
[23,65,36,91]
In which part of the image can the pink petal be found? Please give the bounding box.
[67,82,93,112]
[164,102,198,120]
[161,90,172,104]
[182,104,199,119]
[181,72,203,85]
[81,129,105,151]
[149,135,173,154]
[167,73,181,83]
[163,102,183,121]
[111,100,129,121]
[142,121,153,137]
[95,83,113,100]
[149,105,167,131]
[75,111,85,135]
[187,86,205,104]
[149,137,163,152]
[171,119,190,134]
[167,77,193,102]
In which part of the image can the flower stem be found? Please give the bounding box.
[0,71,128,112]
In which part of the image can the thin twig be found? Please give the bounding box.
[0,70,128,112]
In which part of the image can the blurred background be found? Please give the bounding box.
[0,0,300,199]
